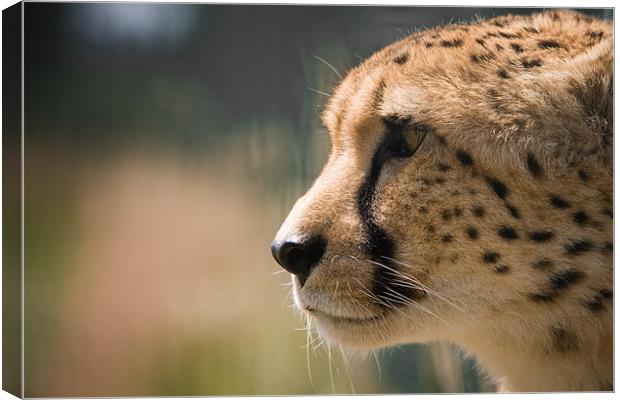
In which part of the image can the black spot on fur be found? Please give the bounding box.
[435,176,446,185]
[495,43,504,51]
[529,292,555,302]
[602,209,613,219]
[510,42,524,53]
[549,269,584,291]
[483,251,500,263]
[549,324,578,353]
[441,209,452,221]
[499,31,521,39]
[425,42,433,48]
[498,226,519,240]
[578,169,589,182]
[565,240,592,256]
[523,26,539,34]
[436,135,447,146]
[455,150,474,166]
[492,21,504,28]
[585,294,605,312]
[533,259,553,270]
[495,265,510,274]
[475,38,485,46]
[472,205,485,218]
[522,58,543,68]
[394,53,409,64]
[486,176,508,199]
[453,207,463,217]
[587,30,604,40]
[441,38,463,48]
[530,269,584,303]
[602,242,613,253]
[538,39,561,49]
[504,203,520,219]
[441,234,454,243]
[529,230,554,242]
[471,53,496,63]
[599,289,613,299]
[437,163,451,172]
[549,195,570,209]
[419,206,428,214]
[465,226,479,240]
[526,153,542,178]
[425,225,435,234]
[572,211,589,225]
[496,68,510,79]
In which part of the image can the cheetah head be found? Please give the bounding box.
[271,10,612,390]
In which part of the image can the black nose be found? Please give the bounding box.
[271,236,327,287]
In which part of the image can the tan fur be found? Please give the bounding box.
[274,11,613,392]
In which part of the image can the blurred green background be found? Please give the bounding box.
[17,4,611,397]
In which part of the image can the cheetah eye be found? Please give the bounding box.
[382,116,428,159]
[402,124,429,156]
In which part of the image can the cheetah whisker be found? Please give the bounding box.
[313,54,343,79]
[370,257,468,313]
[307,86,331,97]
[305,315,319,394]
[338,345,357,394]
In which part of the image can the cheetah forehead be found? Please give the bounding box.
[322,10,613,172]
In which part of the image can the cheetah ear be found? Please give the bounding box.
[563,39,613,148]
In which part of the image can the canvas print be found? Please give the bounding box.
[1,2,613,396]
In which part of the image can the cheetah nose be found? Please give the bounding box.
[271,235,327,287]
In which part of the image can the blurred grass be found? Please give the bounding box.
[23,138,376,396]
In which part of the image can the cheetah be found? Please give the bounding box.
[271,10,612,392]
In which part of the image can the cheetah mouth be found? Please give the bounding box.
[304,306,385,325]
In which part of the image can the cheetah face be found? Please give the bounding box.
[272,11,612,352]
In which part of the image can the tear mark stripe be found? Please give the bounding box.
[356,123,425,308]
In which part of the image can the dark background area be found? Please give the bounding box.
[25,5,611,146]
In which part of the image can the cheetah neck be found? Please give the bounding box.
[455,312,613,392]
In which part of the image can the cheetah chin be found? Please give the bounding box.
[272,10,612,392]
